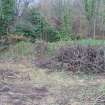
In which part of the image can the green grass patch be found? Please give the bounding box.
[0,41,34,60]
[0,39,105,59]
[47,39,105,55]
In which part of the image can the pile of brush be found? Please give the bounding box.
[36,45,105,74]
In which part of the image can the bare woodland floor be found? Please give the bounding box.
[0,61,104,105]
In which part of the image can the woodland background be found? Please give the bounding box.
[1,0,105,43]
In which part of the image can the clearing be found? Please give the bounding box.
[0,62,105,105]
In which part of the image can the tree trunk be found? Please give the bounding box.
[88,21,93,38]
[93,18,96,39]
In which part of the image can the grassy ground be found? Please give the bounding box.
[0,62,105,105]
[0,39,105,104]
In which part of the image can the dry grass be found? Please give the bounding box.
[0,62,105,105]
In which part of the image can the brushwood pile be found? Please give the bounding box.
[35,45,105,74]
